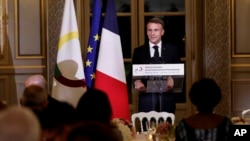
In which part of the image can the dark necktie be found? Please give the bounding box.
[153,46,160,63]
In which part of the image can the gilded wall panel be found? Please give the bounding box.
[231,0,250,117]
[0,0,8,65]
[14,0,46,59]
[232,0,250,57]
[232,79,250,116]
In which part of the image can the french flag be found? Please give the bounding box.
[94,0,130,120]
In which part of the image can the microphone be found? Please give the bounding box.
[150,57,164,64]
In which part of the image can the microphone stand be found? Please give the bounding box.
[150,57,165,112]
[158,58,164,112]
[159,81,163,112]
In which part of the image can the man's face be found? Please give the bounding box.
[147,22,164,44]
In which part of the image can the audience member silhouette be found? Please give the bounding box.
[0,106,41,141]
[175,78,231,141]
[69,88,122,141]
[67,121,120,141]
[21,75,76,129]
[75,87,112,125]
[0,100,7,111]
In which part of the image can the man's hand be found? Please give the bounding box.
[134,80,146,92]
[167,76,174,91]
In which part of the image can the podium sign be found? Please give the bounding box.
[132,64,184,76]
[132,64,185,93]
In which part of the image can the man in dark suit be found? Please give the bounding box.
[21,74,76,129]
[132,17,180,114]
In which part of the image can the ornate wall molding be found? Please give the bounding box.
[231,0,250,57]
[14,0,46,59]
[0,0,7,59]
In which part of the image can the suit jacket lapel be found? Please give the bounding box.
[144,44,152,63]
[161,43,167,63]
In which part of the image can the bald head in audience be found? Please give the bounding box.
[24,74,47,89]
[21,75,49,111]
[0,106,41,141]
[21,75,51,110]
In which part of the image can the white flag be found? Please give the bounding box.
[52,0,86,108]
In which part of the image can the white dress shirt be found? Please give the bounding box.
[149,41,162,58]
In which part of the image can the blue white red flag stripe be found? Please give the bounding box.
[94,0,130,120]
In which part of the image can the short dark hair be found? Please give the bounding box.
[189,78,222,113]
[147,17,164,28]
[22,85,47,107]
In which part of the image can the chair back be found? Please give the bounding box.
[242,109,250,123]
[131,111,175,133]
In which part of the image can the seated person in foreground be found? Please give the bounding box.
[75,87,112,125]
[75,87,123,140]
[67,121,120,141]
[21,74,76,129]
[175,78,232,141]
